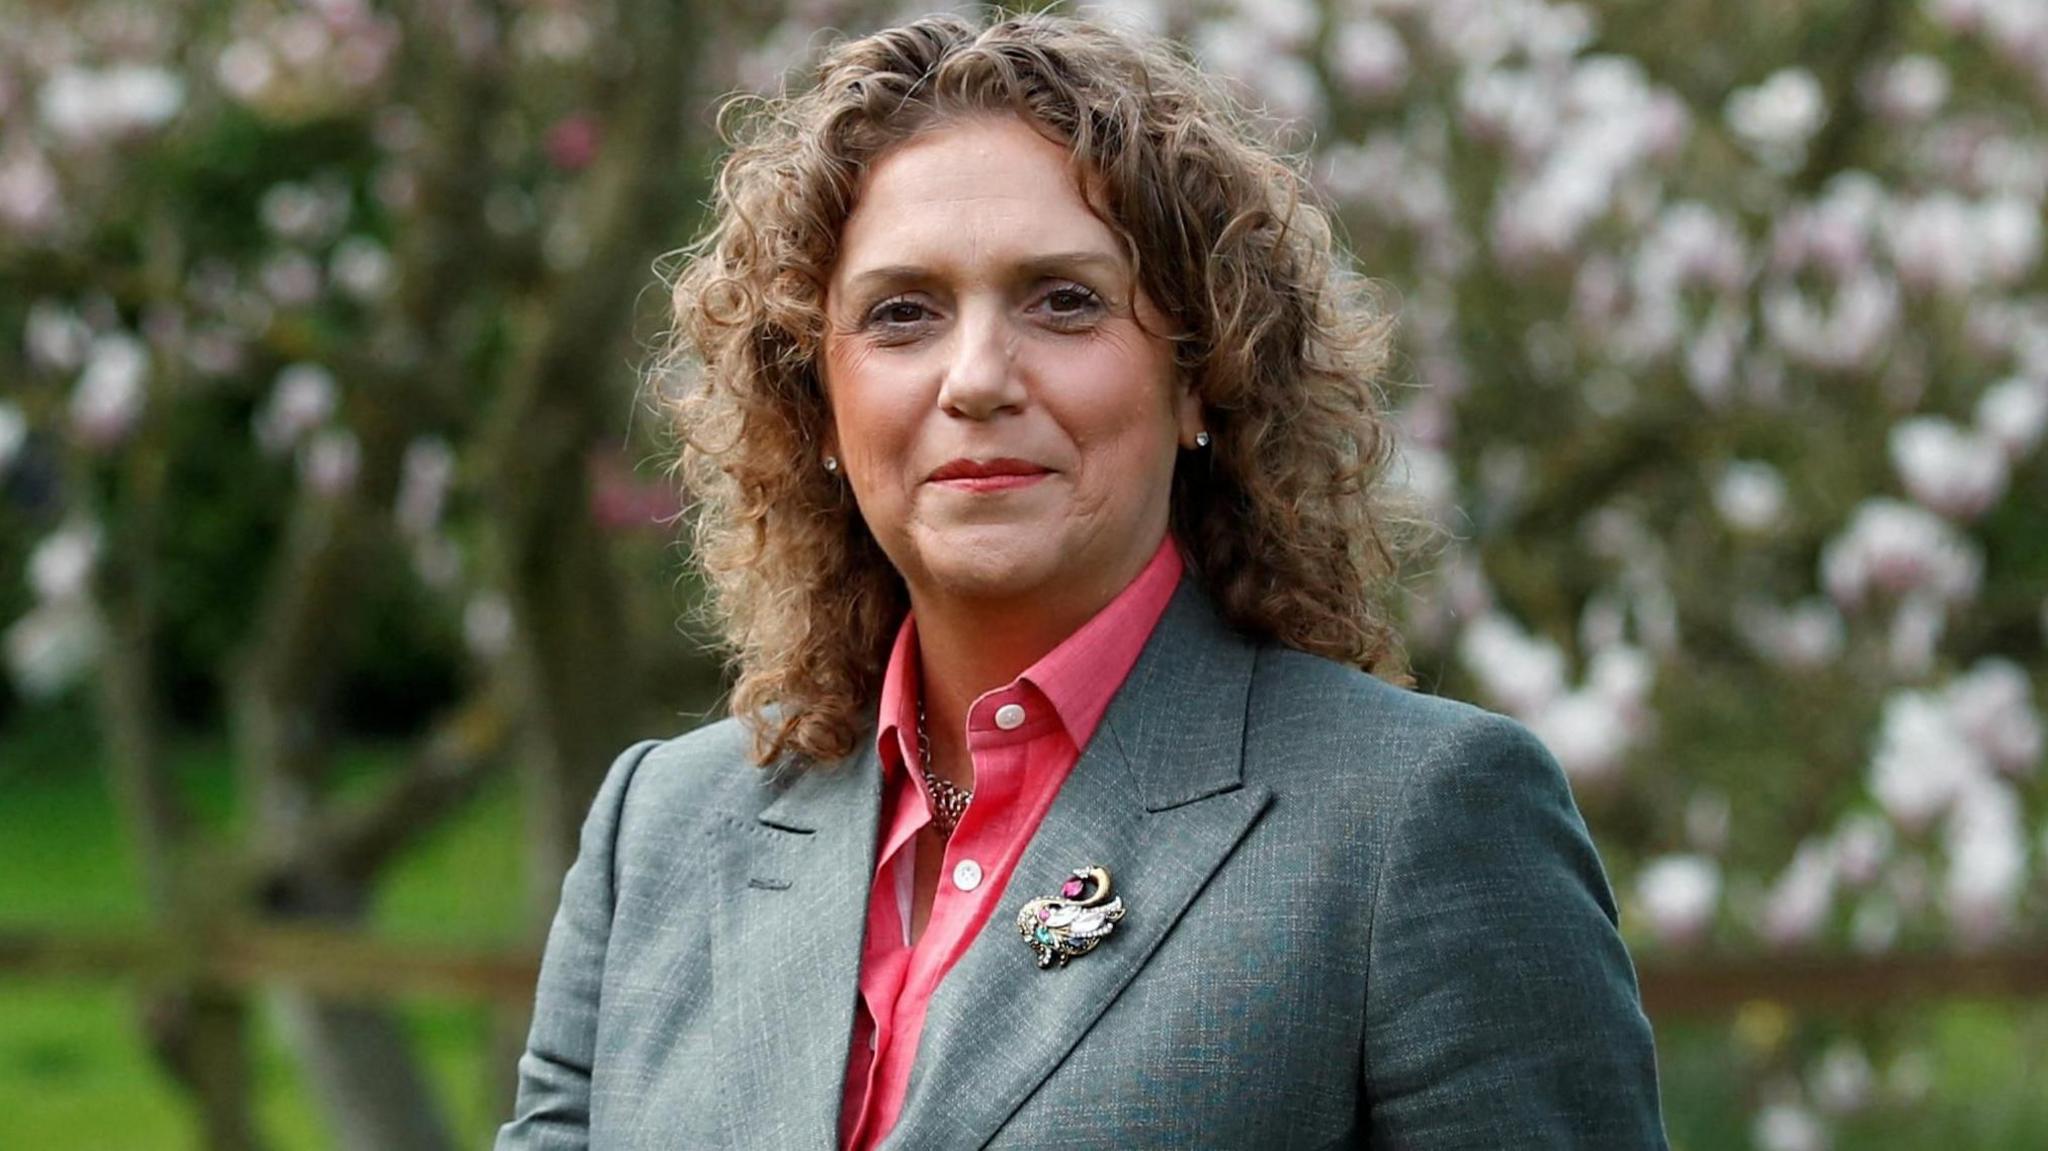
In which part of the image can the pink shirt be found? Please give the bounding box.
[838,537,1185,1150]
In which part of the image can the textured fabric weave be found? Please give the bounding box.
[495,578,1669,1149]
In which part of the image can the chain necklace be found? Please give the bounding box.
[915,696,973,838]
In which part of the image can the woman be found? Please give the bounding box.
[498,11,1665,1150]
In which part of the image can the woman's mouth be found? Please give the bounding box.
[927,457,1053,492]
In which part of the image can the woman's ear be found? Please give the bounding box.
[1174,378,1206,449]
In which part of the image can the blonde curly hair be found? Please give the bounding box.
[665,10,1414,768]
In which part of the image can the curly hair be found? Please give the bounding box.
[664,10,1415,768]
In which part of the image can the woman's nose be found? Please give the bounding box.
[936,309,1025,419]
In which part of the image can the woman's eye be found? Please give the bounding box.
[1041,285,1103,323]
[868,298,930,327]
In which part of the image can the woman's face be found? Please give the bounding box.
[820,115,1201,621]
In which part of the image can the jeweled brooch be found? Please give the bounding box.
[1016,865,1126,969]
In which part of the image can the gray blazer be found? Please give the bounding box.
[497,582,1667,1149]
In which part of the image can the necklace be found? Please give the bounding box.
[915,696,972,838]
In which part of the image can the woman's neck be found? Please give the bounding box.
[909,596,1068,788]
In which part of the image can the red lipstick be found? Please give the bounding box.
[927,457,1052,491]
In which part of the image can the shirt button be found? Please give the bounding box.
[994,703,1027,730]
[952,859,983,892]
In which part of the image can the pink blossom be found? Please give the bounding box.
[545,115,601,172]
[1327,19,1409,100]
[0,144,62,235]
[1820,499,1982,611]
[1862,54,1949,123]
[1761,839,1837,947]
[1832,814,1894,887]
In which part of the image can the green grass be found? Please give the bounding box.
[4,702,2048,1148]
[0,702,526,1149]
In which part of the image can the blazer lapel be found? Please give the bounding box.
[708,742,882,1150]
[881,583,1275,1151]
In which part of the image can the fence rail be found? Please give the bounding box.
[7,925,2048,1018]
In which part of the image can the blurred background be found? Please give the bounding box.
[1,0,2044,1147]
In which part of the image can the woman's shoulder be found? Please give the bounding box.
[1246,644,1561,799]
[618,713,775,808]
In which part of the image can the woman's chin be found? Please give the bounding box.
[909,530,1064,605]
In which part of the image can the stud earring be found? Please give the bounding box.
[822,455,840,474]
[1193,431,1212,448]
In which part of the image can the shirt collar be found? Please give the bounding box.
[873,535,1185,767]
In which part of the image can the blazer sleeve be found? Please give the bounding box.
[495,739,662,1151]
[1361,712,1668,1148]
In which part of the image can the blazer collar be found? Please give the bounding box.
[714,580,1273,1150]
[883,580,1272,1149]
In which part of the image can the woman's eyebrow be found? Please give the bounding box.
[839,250,1127,298]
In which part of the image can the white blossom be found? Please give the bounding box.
[1457,613,1567,716]
[1761,839,1837,947]
[1864,54,1949,123]
[3,600,102,699]
[0,144,63,235]
[1887,417,2008,520]
[1634,854,1720,947]
[27,302,93,372]
[1944,659,2043,776]
[1726,68,1826,171]
[463,592,516,659]
[27,522,100,602]
[69,333,149,448]
[1820,499,1982,611]
[1975,375,2048,459]
[1832,813,1894,887]
[298,427,360,495]
[1809,1042,1876,1115]
[396,436,457,537]
[1943,777,2026,946]
[0,402,26,474]
[330,236,395,300]
[1762,268,1899,372]
[38,64,185,144]
[1868,691,1984,832]
[1714,460,1788,534]
[260,249,324,307]
[1528,690,1633,784]
[1736,598,1845,670]
[1328,18,1409,100]
[255,363,338,454]
[1685,790,1731,853]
